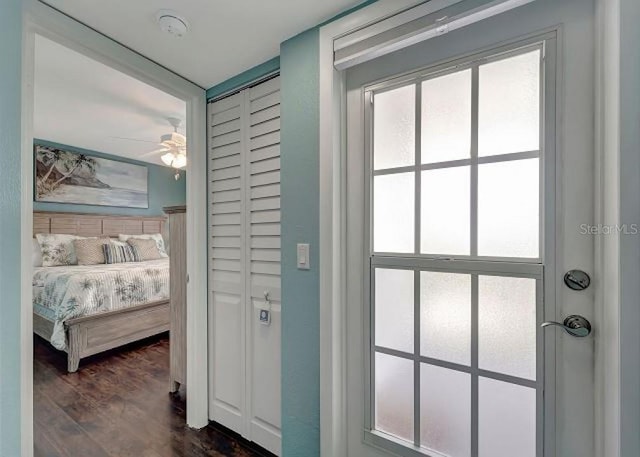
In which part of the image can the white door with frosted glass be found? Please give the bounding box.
[345,34,594,457]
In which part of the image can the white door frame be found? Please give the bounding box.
[20,2,208,455]
[318,1,614,456]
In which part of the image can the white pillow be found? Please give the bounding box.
[118,233,168,258]
[32,238,43,267]
[35,233,81,267]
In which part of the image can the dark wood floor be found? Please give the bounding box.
[34,334,272,457]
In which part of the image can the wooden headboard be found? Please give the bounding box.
[33,211,166,237]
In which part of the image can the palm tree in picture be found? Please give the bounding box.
[51,153,98,188]
[36,147,65,197]
[37,148,63,183]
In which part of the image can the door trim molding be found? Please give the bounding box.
[318,2,427,456]
[21,2,208,454]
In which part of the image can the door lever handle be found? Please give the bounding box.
[541,315,591,337]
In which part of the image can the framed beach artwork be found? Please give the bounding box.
[34,144,148,209]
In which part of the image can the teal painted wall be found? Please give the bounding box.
[34,140,186,216]
[278,2,378,455]
[280,27,322,457]
[206,57,280,101]
[0,0,23,454]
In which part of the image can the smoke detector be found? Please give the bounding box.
[156,10,189,38]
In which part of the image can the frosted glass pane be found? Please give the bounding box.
[421,167,470,255]
[421,364,471,457]
[374,85,415,170]
[376,269,414,353]
[422,69,471,163]
[375,353,414,442]
[479,50,540,156]
[420,272,471,365]
[479,378,536,457]
[374,173,415,253]
[479,276,537,380]
[478,159,539,258]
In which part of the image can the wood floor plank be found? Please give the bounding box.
[34,335,273,457]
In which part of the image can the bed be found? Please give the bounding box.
[32,211,171,372]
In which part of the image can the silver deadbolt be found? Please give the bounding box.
[541,315,592,337]
[564,269,590,291]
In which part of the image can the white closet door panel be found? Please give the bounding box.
[210,92,242,114]
[249,76,280,100]
[211,247,241,260]
[210,153,241,170]
[211,130,241,148]
[210,142,241,160]
[210,213,241,225]
[211,188,241,203]
[251,183,280,200]
[247,78,282,456]
[211,118,241,137]
[251,144,280,162]
[210,166,241,181]
[211,292,243,430]
[251,249,281,262]
[251,170,280,187]
[210,177,241,193]
[251,197,280,212]
[251,210,280,224]
[208,77,281,455]
[251,105,280,126]
[251,237,280,249]
[250,91,279,113]
[210,236,241,248]
[211,201,241,215]
[250,131,280,150]
[251,118,280,138]
[250,157,280,175]
[211,105,240,125]
[251,223,280,236]
[209,93,246,436]
[250,310,282,454]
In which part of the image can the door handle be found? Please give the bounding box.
[541,315,592,337]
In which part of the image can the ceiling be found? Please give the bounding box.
[41,0,364,88]
[34,35,187,166]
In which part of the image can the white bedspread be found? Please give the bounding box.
[33,259,170,350]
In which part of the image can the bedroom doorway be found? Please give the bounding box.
[22,1,208,455]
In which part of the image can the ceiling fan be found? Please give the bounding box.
[110,117,187,180]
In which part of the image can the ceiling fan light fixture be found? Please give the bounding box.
[173,153,187,169]
[161,152,176,166]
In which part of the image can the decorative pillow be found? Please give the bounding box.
[73,238,111,265]
[102,243,140,264]
[35,234,81,267]
[118,233,168,258]
[32,238,43,268]
[126,238,162,261]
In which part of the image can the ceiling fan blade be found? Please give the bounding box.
[108,136,158,144]
[140,148,170,157]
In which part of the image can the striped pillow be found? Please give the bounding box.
[102,243,140,264]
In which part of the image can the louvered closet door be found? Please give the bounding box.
[208,76,282,456]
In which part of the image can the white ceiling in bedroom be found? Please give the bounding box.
[40,0,364,88]
[34,35,187,166]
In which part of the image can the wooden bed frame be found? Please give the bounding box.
[33,211,170,372]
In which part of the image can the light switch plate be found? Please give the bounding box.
[297,243,310,270]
